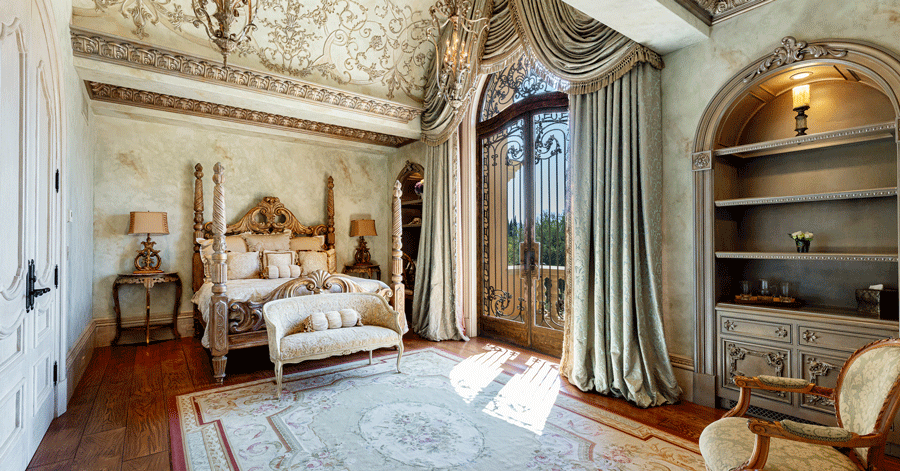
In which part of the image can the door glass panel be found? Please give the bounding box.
[481,118,526,323]
[532,112,568,332]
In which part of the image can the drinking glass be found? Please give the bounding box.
[759,279,771,296]
[740,280,751,295]
[780,281,791,298]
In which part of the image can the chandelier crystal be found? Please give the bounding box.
[192,0,258,66]
[427,0,489,111]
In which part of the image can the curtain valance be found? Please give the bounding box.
[422,0,664,145]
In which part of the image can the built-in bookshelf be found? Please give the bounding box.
[396,161,424,311]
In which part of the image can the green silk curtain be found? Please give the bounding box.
[561,63,681,407]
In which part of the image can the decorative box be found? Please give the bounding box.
[856,289,899,320]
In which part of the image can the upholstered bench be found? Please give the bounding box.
[262,292,405,398]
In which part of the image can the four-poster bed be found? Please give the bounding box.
[190,162,406,382]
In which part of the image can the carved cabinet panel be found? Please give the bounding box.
[799,350,843,414]
[797,325,886,354]
[720,339,793,404]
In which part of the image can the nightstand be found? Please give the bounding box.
[343,263,381,281]
[112,272,182,345]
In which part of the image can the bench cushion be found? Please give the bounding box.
[281,325,398,359]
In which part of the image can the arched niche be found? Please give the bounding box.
[689,37,900,407]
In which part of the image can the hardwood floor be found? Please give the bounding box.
[27,333,900,470]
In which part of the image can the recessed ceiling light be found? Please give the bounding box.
[790,72,812,80]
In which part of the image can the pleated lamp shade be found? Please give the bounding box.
[128,211,169,235]
[349,219,377,237]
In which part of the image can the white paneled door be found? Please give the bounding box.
[0,0,63,468]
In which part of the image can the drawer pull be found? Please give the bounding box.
[802,330,818,343]
[723,320,737,331]
[775,326,788,338]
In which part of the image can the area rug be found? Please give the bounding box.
[170,347,704,470]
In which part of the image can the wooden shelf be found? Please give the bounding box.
[402,199,423,206]
[713,121,896,159]
[715,187,897,207]
[715,252,898,262]
[716,302,899,327]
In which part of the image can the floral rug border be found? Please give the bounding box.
[168,346,700,471]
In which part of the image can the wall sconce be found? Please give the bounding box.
[792,85,810,136]
[128,211,169,274]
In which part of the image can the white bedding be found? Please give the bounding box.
[191,276,389,347]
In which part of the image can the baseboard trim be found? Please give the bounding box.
[93,311,195,347]
[65,319,96,404]
[669,353,694,372]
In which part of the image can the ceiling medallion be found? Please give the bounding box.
[426,0,489,112]
[192,0,258,66]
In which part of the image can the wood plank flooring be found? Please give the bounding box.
[26,334,900,470]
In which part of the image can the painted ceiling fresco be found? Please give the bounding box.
[73,0,436,107]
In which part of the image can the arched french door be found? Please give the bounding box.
[476,57,569,356]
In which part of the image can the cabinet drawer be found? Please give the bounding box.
[721,339,792,405]
[797,326,884,353]
[720,316,792,343]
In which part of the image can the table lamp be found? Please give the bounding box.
[128,211,169,274]
[349,219,377,266]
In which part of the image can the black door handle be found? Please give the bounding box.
[26,259,51,312]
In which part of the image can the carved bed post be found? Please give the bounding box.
[326,176,335,249]
[392,180,405,318]
[192,164,204,288]
[210,163,229,383]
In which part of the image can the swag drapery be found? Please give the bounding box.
[414,0,681,406]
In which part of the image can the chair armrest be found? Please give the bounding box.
[262,309,285,362]
[749,418,881,448]
[725,375,834,418]
[363,305,404,336]
[740,418,879,470]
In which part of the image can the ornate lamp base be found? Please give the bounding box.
[354,236,372,266]
[134,234,163,274]
[793,105,809,136]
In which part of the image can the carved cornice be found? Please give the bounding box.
[70,28,423,124]
[691,0,778,24]
[86,81,415,147]
[743,36,848,83]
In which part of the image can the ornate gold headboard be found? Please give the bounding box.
[190,163,336,292]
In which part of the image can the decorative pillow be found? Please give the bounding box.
[243,231,291,253]
[296,250,329,275]
[266,265,303,279]
[227,251,260,279]
[290,235,326,252]
[225,234,249,252]
[308,312,329,331]
[339,308,363,327]
[324,311,342,329]
[261,251,294,279]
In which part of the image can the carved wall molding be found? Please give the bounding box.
[686,0,778,24]
[71,28,423,124]
[743,36,848,83]
[692,151,712,171]
[86,81,415,147]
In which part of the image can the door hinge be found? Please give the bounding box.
[54,265,59,288]
[55,170,60,193]
[53,362,58,385]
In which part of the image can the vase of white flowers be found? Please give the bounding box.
[790,231,814,252]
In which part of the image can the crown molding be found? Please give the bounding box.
[674,0,778,26]
[70,27,423,124]
[86,81,415,148]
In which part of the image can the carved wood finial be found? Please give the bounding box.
[193,163,204,246]
[326,176,335,249]
[391,180,404,318]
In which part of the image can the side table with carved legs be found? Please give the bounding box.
[112,272,182,345]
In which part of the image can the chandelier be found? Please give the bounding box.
[427,0,489,111]
[192,0,258,66]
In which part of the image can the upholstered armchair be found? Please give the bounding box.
[700,338,900,471]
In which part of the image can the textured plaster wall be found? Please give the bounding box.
[659,0,900,361]
[50,0,96,351]
[92,116,402,324]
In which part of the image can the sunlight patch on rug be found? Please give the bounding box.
[171,348,703,470]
